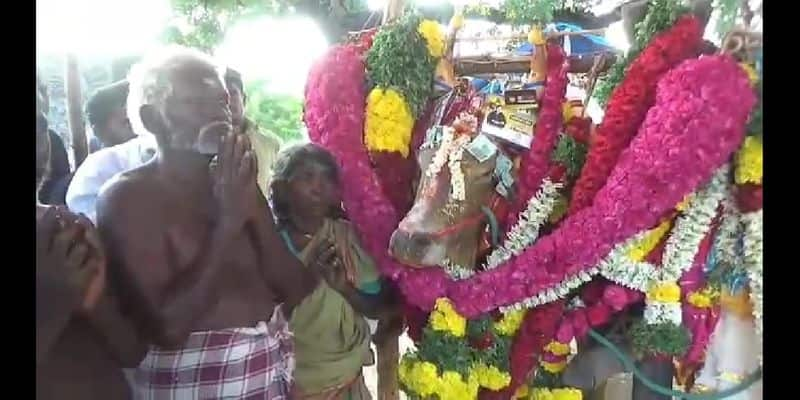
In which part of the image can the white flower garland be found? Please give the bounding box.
[500,166,729,313]
[426,127,455,180]
[596,165,730,326]
[448,135,471,201]
[442,258,475,280]
[644,301,683,325]
[484,179,564,270]
[713,194,743,271]
[741,209,763,366]
[659,165,730,282]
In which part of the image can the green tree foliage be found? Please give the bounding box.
[161,0,292,52]
[464,0,596,26]
[245,80,305,142]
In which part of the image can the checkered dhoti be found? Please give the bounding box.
[134,307,294,399]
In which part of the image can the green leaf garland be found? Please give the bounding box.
[629,320,690,358]
[366,13,437,117]
[552,133,588,180]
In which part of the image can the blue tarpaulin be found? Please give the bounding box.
[515,22,614,56]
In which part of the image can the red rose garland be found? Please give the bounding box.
[568,15,704,215]
[506,44,569,231]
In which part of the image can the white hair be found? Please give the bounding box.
[126,45,223,137]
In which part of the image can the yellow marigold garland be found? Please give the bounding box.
[530,387,583,400]
[439,370,480,400]
[470,364,511,390]
[687,287,720,309]
[400,360,512,399]
[541,360,567,374]
[402,361,440,397]
[676,194,693,212]
[735,135,763,185]
[543,341,571,356]
[429,298,467,337]
[494,309,526,336]
[627,219,673,261]
[739,63,759,86]
[418,19,445,58]
[648,281,682,303]
[364,87,415,157]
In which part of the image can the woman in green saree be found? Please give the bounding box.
[270,144,398,400]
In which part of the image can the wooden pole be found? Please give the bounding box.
[376,333,400,400]
[454,28,607,44]
[581,54,606,117]
[381,0,405,24]
[65,54,87,167]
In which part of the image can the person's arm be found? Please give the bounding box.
[333,284,388,320]
[97,182,240,348]
[84,293,148,367]
[249,196,319,316]
[36,208,96,364]
[36,274,81,365]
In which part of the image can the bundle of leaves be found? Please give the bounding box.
[629,320,690,359]
[365,13,437,117]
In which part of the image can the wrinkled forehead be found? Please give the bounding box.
[167,61,227,99]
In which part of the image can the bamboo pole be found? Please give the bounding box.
[454,28,607,44]
[65,54,87,168]
[581,54,607,117]
[381,0,405,24]
[453,53,617,76]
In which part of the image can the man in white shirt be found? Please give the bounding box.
[67,67,282,223]
[66,134,157,222]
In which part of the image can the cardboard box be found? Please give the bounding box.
[591,372,633,400]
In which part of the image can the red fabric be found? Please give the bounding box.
[736,183,763,212]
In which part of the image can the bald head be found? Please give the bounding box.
[127,46,232,155]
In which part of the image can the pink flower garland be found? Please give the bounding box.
[568,15,704,215]
[304,45,406,280]
[505,44,569,230]
[447,55,755,317]
[305,49,754,317]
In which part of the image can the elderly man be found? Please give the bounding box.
[37,87,145,400]
[67,68,280,223]
[96,46,319,398]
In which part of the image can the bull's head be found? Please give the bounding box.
[389,112,511,269]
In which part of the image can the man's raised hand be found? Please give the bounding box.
[213,130,258,233]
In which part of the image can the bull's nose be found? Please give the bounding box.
[389,228,433,264]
